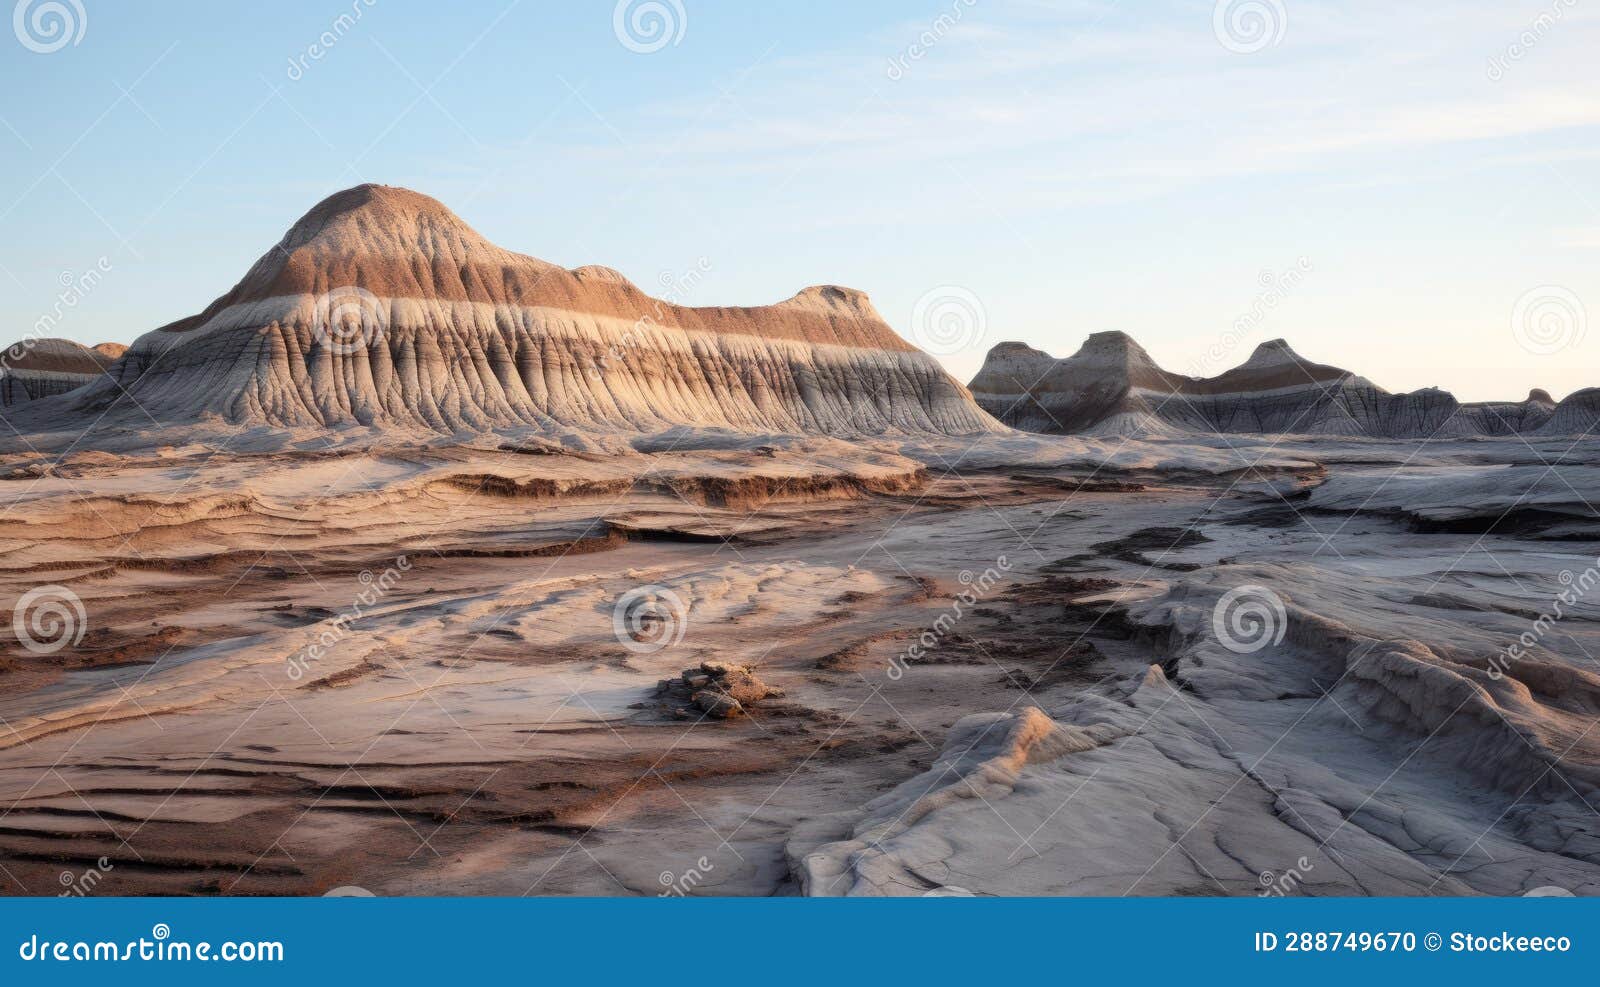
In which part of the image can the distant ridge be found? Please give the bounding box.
[16,184,1000,438]
[969,333,1587,438]
[0,338,119,408]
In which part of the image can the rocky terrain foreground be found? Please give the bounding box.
[1,184,1596,897]
[0,430,1596,897]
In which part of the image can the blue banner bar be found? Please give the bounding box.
[2,897,1590,984]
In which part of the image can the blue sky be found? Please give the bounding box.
[1,0,1596,401]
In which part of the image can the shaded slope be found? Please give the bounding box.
[970,334,1576,438]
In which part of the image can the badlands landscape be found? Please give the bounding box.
[1,185,1598,897]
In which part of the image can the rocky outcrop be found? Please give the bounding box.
[967,335,1188,435]
[654,660,782,719]
[969,333,1581,439]
[29,184,1000,439]
[794,707,1113,894]
[1537,387,1600,437]
[0,338,119,407]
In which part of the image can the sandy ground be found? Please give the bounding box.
[0,433,1597,896]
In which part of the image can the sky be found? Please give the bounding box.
[1,0,1596,401]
